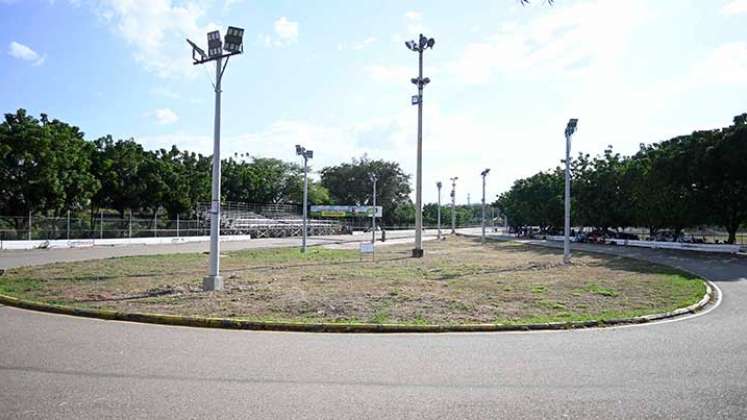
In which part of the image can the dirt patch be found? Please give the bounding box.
[0,237,706,325]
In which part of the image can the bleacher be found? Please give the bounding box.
[197,201,343,238]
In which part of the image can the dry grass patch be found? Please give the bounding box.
[0,237,706,325]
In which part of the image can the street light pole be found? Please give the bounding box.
[450,177,458,234]
[481,169,490,244]
[188,26,245,291]
[563,118,579,265]
[406,34,435,258]
[436,181,442,240]
[371,174,377,244]
[296,145,314,253]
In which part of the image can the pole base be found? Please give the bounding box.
[203,275,224,291]
[411,248,424,258]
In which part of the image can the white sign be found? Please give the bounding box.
[359,242,375,254]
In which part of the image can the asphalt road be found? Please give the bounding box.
[1,229,746,419]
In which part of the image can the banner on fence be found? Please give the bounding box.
[310,205,382,218]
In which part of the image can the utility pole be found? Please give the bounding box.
[406,34,435,258]
[436,181,442,240]
[188,26,244,291]
[563,118,579,264]
[450,177,458,234]
[296,145,313,253]
[481,169,490,244]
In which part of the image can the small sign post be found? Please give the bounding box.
[359,242,375,261]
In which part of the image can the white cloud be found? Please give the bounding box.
[692,42,747,85]
[721,0,747,15]
[223,0,244,10]
[152,108,179,125]
[274,17,298,41]
[404,10,427,35]
[7,41,45,65]
[338,36,377,51]
[259,16,299,48]
[449,0,651,85]
[91,0,217,79]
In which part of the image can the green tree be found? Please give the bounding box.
[321,155,411,225]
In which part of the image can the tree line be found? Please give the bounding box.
[0,109,433,227]
[496,113,747,243]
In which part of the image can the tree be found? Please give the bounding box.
[0,109,56,219]
[496,170,564,233]
[572,147,634,232]
[90,136,149,218]
[321,155,411,225]
[694,117,747,243]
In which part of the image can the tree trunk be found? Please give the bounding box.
[726,223,738,244]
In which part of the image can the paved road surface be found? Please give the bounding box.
[1,229,746,419]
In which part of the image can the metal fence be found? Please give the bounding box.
[0,213,211,241]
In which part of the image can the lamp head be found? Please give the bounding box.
[565,118,579,137]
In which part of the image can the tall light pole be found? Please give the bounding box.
[436,181,442,240]
[563,118,579,264]
[450,177,458,234]
[187,26,245,292]
[406,34,435,258]
[296,145,313,253]
[481,168,490,244]
[370,173,377,244]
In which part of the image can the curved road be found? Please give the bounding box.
[1,230,746,419]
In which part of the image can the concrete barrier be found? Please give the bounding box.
[0,234,252,251]
[543,235,739,254]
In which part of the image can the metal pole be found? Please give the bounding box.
[153,209,157,237]
[413,48,424,258]
[302,155,308,253]
[177,213,180,238]
[28,209,32,241]
[66,210,70,240]
[128,210,132,239]
[372,177,377,244]
[450,178,457,234]
[204,56,224,291]
[99,210,103,239]
[436,182,442,240]
[563,132,571,264]
[481,173,487,244]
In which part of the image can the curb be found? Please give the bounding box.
[0,281,714,333]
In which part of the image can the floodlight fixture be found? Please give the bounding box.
[481,168,491,177]
[207,30,223,58]
[223,26,244,53]
[306,150,314,159]
[405,40,417,51]
[427,38,435,48]
[296,144,304,155]
[565,118,578,137]
[423,77,430,85]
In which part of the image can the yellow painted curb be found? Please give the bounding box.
[0,283,713,333]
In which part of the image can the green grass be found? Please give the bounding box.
[0,237,709,326]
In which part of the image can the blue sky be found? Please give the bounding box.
[2,0,746,204]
